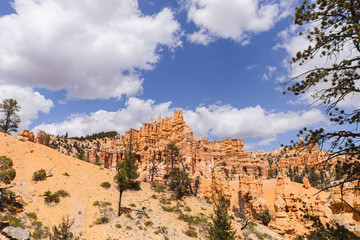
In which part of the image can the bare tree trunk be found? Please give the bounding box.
[118,190,123,216]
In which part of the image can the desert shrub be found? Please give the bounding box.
[33,169,47,181]
[178,213,207,225]
[94,217,109,225]
[100,182,111,189]
[144,221,154,227]
[257,209,271,226]
[115,224,122,228]
[49,216,74,240]
[129,203,136,207]
[0,156,16,185]
[26,212,38,220]
[126,213,134,220]
[162,206,176,212]
[204,196,212,204]
[154,226,167,235]
[32,228,51,240]
[185,226,198,238]
[125,226,132,230]
[93,201,112,225]
[44,191,60,203]
[62,172,70,177]
[55,190,70,197]
[0,215,25,228]
[152,184,166,193]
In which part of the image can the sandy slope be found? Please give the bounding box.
[0,133,213,239]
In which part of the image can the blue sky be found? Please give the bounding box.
[0,0,338,151]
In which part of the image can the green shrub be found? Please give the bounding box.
[55,190,70,197]
[257,209,271,226]
[178,214,207,225]
[33,169,47,181]
[62,172,70,177]
[0,215,25,228]
[144,221,154,227]
[100,182,111,189]
[26,212,38,220]
[125,226,132,230]
[44,191,60,203]
[93,201,100,206]
[152,185,166,193]
[126,213,134,220]
[115,224,122,228]
[94,217,109,225]
[184,206,192,212]
[129,203,136,207]
[50,216,74,240]
[162,206,176,212]
[184,226,198,238]
[154,226,167,235]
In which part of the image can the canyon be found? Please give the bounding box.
[16,110,360,239]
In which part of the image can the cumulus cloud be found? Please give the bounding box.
[0,84,54,131]
[33,97,173,137]
[33,98,326,148]
[276,25,360,108]
[184,0,293,45]
[0,0,181,100]
[183,104,326,138]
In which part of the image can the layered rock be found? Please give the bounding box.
[238,175,267,219]
[35,130,47,144]
[18,129,35,142]
[211,161,231,212]
[86,111,268,182]
[330,181,360,222]
[270,174,327,236]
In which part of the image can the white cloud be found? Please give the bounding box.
[0,0,181,100]
[183,104,326,138]
[33,97,173,137]
[262,65,276,81]
[0,84,54,131]
[184,0,293,45]
[276,24,360,108]
[33,98,326,148]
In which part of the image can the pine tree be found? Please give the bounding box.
[284,0,360,203]
[0,156,16,185]
[149,152,159,186]
[114,130,140,216]
[208,193,237,240]
[0,98,21,134]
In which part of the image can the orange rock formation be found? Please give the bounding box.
[85,110,268,182]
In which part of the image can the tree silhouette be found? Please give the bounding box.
[284,0,360,208]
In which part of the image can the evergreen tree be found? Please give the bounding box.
[114,130,140,216]
[149,152,159,186]
[0,98,21,134]
[0,156,16,185]
[284,0,360,199]
[208,193,236,240]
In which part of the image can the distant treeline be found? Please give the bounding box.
[70,131,118,141]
